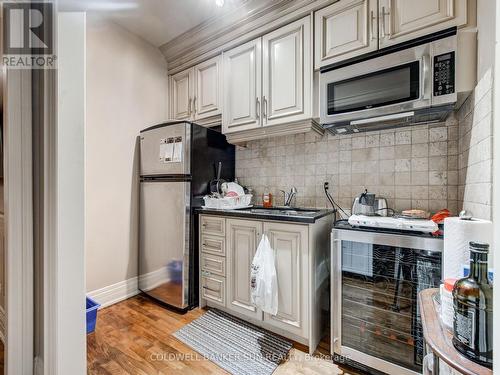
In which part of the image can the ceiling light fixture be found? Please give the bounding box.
[215,0,225,7]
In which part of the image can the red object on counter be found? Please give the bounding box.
[431,209,451,223]
[262,193,273,208]
[444,278,457,292]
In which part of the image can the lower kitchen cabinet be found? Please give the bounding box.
[262,222,308,339]
[226,219,262,320]
[199,213,332,354]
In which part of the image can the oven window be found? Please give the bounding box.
[327,61,420,115]
[340,242,441,372]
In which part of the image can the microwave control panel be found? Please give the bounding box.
[433,51,455,96]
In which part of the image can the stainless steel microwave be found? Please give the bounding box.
[320,32,476,134]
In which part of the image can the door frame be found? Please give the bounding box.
[40,12,87,375]
[4,68,35,374]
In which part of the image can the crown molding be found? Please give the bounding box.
[161,0,336,74]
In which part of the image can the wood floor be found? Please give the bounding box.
[87,294,364,375]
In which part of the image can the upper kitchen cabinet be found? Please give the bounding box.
[262,16,312,127]
[378,0,469,48]
[314,0,471,69]
[314,0,378,69]
[223,16,317,143]
[169,68,193,121]
[169,55,223,126]
[194,55,223,120]
[222,38,262,134]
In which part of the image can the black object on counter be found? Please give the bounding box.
[453,242,493,368]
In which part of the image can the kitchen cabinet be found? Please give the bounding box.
[314,0,378,69]
[262,16,312,126]
[193,55,222,120]
[199,212,332,353]
[200,216,227,308]
[226,219,262,320]
[170,68,193,120]
[222,38,262,133]
[379,0,468,48]
[314,0,470,68]
[262,222,308,339]
[223,16,314,137]
[169,55,222,125]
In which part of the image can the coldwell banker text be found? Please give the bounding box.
[2,2,56,69]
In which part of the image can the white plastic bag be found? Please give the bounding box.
[250,234,278,315]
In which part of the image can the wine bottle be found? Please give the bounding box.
[452,241,493,368]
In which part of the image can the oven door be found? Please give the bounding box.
[320,43,432,126]
[331,229,442,375]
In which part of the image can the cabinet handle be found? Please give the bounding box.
[256,97,260,120]
[202,270,211,277]
[193,97,197,115]
[370,10,376,41]
[381,6,391,38]
[188,98,192,117]
[263,96,268,118]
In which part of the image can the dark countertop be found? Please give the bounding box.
[195,206,335,224]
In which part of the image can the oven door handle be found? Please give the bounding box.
[421,54,431,100]
[331,238,342,354]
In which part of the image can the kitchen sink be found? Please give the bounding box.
[248,208,320,216]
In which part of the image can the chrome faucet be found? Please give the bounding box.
[280,187,298,207]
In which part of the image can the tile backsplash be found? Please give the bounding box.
[236,117,460,215]
[457,69,493,220]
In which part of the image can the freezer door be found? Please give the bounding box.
[140,123,191,176]
[139,180,190,309]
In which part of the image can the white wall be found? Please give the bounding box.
[85,15,168,294]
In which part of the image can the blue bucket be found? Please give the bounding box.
[86,297,100,334]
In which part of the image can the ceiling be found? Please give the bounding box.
[58,0,248,47]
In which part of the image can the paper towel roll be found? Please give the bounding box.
[443,217,493,280]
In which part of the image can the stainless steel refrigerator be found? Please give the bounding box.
[139,121,234,311]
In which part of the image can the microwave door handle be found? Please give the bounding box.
[422,55,431,100]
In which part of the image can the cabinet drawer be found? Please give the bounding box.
[200,216,225,236]
[201,274,225,307]
[201,234,226,256]
[201,253,226,277]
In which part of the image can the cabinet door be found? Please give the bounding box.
[194,55,222,120]
[379,0,468,48]
[222,38,262,133]
[226,219,262,320]
[314,0,378,69]
[262,16,312,127]
[263,222,308,338]
[170,68,193,120]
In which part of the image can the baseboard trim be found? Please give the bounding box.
[87,277,139,308]
[0,306,5,344]
[138,267,170,292]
